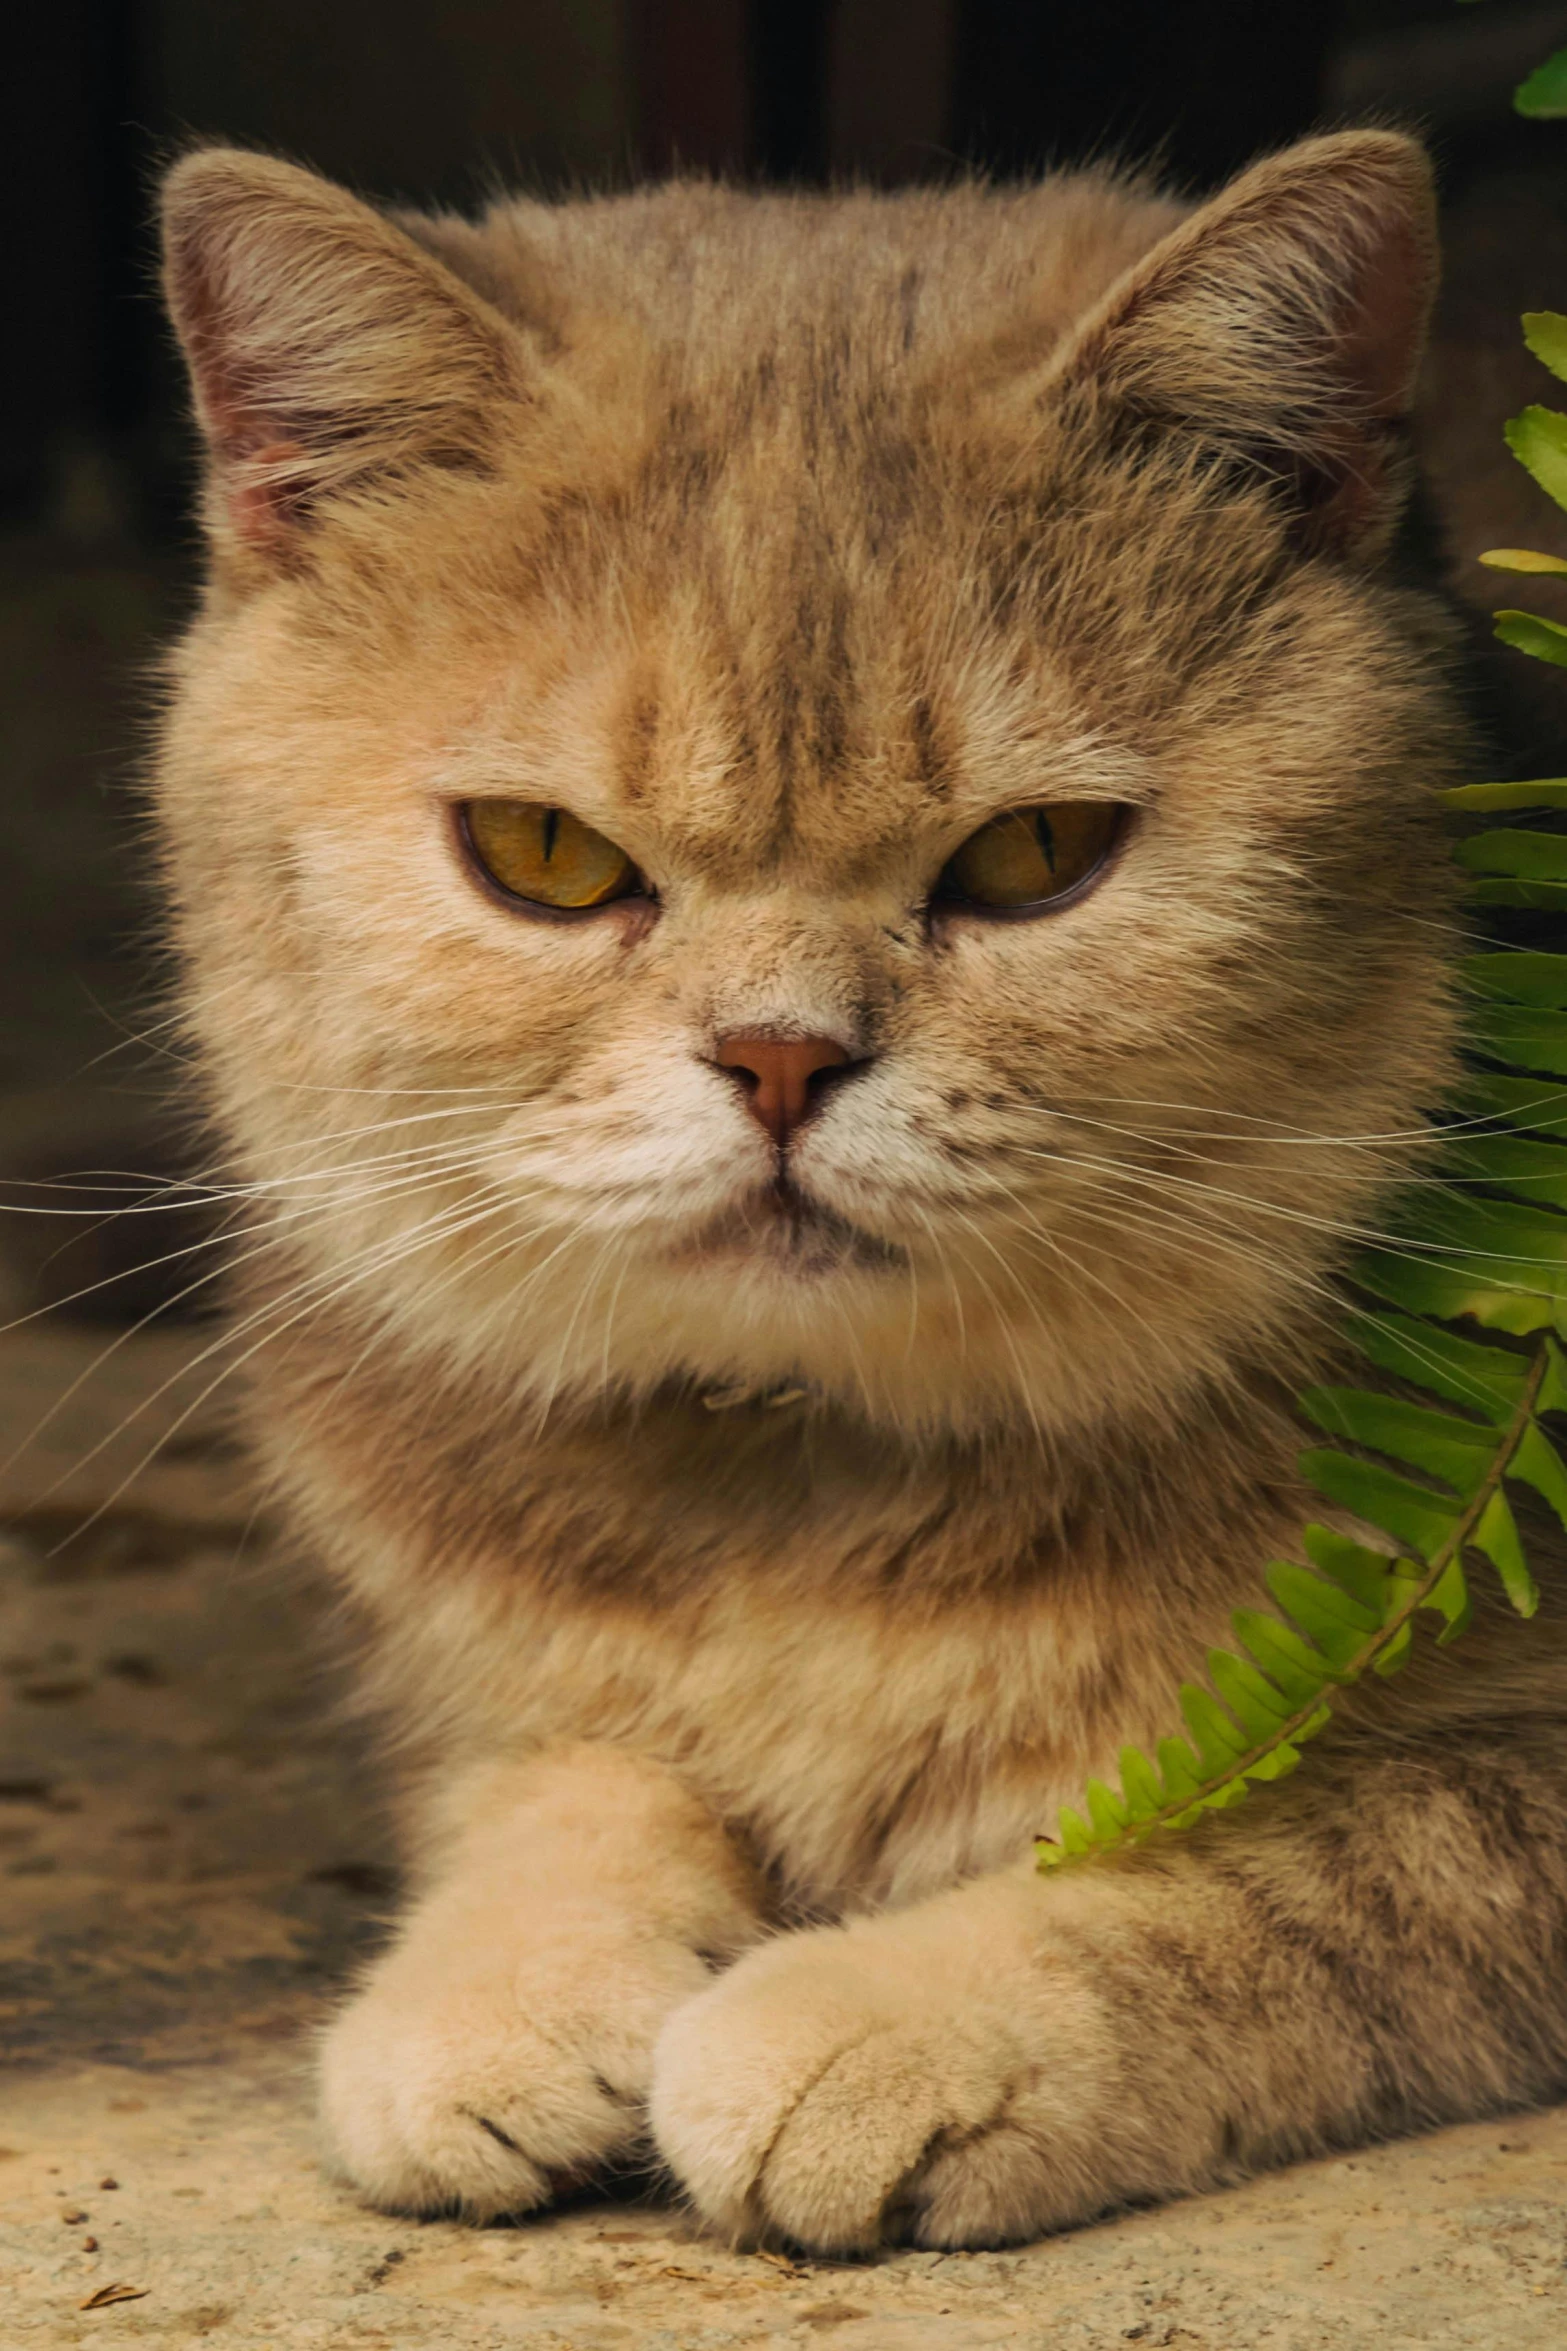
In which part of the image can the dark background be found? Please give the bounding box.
[4,0,1567,1324]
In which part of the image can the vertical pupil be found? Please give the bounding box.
[542,808,560,863]
[1033,811,1056,874]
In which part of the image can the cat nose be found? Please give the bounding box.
[714,1033,857,1150]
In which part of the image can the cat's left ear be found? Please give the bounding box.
[161,147,535,566]
[1042,130,1437,558]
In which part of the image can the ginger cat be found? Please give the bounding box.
[153,130,1567,2250]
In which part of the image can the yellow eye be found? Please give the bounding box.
[936,803,1123,912]
[460,801,642,911]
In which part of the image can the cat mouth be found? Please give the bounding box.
[672,1178,905,1277]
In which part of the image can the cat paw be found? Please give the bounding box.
[650,1917,1100,2253]
[321,1925,713,2220]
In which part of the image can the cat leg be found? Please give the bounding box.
[319,1743,762,2219]
[651,1737,1567,2251]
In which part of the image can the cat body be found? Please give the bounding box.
[155,133,1567,2248]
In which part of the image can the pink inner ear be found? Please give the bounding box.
[1339,216,1430,420]
[226,439,309,552]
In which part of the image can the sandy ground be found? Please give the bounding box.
[5,1326,1567,2351]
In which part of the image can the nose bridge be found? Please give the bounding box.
[693,890,887,1050]
[687,891,885,1152]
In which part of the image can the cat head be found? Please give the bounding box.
[156,133,1464,1447]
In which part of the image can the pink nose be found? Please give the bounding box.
[714,1033,856,1149]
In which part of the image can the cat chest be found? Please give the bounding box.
[395,1576,1197,1910]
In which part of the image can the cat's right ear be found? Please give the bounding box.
[1032,130,1438,559]
[160,148,532,565]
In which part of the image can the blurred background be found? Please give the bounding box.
[5,0,1567,1327]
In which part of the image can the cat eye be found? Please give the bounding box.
[935,802,1124,915]
[458,800,645,913]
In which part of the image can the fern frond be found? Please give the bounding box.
[1036,779,1567,1875]
[1037,1344,1554,1872]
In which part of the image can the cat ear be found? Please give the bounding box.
[160,148,533,561]
[1045,131,1437,555]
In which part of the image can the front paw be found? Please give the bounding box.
[650,1914,1106,2253]
[321,1924,712,2221]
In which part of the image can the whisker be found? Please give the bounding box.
[37,1184,529,1547]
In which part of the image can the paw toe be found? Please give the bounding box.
[319,1994,639,2220]
[906,2117,1056,2249]
[756,2028,954,2250]
[653,1949,1035,2253]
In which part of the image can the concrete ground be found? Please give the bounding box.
[5,1325,1567,2351]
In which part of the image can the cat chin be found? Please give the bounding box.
[662,1179,907,1282]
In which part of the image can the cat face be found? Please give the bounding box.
[157,136,1464,1443]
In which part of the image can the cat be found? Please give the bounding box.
[153,127,1567,2252]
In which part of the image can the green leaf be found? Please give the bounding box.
[1470,1489,1538,1617]
[1342,1310,1528,1423]
[1240,1741,1304,1783]
[1480,548,1567,574]
[1299,1450,1462,1562]
[1538,1336,1567,1416]
[1057,1805,1092,1857]
[1442,779,1567,810]
[1352,1246,1556,1334]
[1466,877,1567,911]
[1085,1778,1130,1839]
[1523,312,1567,384]
[1207,1646,1294,1735]
[1464,951,1567,1006]
[1505,404,1567,505]
[1458,834,1567,886]
[1449,1072,1567,1132]
[1301,1522,1398,1610]
[1495,610,1567,667]
[1179,1683,1249,1771]
[1441,1133,1567,1210]
[1232,1608,1341,1699]
[1510,1422,1567,1534]
[1297,1386,1495,1494]
[1373,1618,1414,1677]
[1264,1560,1381,1668]
[1155,1736,1204,1800]
[1399,1188,1567,1269]
[1419,1553,1474,1642]
[1117,1744,1165,1818]
[1469,1004,1567,1074]
[1516,47,1567,116]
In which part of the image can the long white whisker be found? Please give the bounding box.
[39,1184,530,1546]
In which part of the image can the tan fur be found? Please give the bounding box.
[152,132,1567,2250]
